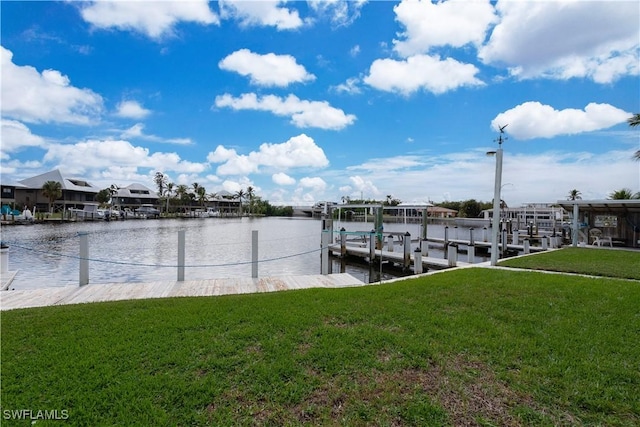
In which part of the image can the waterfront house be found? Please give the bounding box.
[15,169,100,213]
[112,183,159,210]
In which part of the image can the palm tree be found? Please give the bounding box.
[165,182,174,213]
[628,114,640,160]
[196,186,207,207]
[235,189,245,216]
[246,186,255,215]
[154,172,167,196]
[608,188,639,200]
[41,180,62,213]
[175,184,189,209]
[567,189,582,200]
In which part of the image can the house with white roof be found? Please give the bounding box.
[15,169,100,213]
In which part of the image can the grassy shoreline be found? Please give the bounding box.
[2,248,639,425]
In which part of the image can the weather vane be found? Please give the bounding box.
[496,124,508,147]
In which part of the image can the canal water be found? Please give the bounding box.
[1,217,489,290]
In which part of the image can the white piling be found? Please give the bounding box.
[542,236,548,250]
[523,239,530,254]
[252,230,259,278]
[387,234,394,252]
[468,228,475,263]
[512,230,519,245]
[501,229,508,258]
[483,227,488,242]
[444,226,449,259]
[413,247,423,274]
[79,232,89,286]
[0,244,8,274]
[447,244,458,267]
[321,230,329,275]
[369,230,376,263]
[403,232,411,270]
[421,238,428,257]
[177,230,185,282]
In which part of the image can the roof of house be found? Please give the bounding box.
[18,169,100,193]
[115,183,158,199]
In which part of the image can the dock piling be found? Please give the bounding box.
[403,232,411,270]
[79,232,89,286]
[321,230,329,275]
[414,247,423,274]
[252,230,259,278]
[1,244,8,274]
[177,230,185,282]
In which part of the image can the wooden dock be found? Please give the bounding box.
[328,243,469,269]
[0,273,365,311]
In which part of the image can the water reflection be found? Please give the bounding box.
[1,217,485,290]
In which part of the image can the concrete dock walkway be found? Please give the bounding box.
[0,273,365,311]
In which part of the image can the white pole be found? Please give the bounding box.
[321,230,329,275]
[177,230,185,281]
[79,232,89,286]
[572,203,579,247]
[490,148,503,266]
[252,230,259,278]
[413,247,423,274]
[0,244,8,274]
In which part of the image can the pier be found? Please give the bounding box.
[0,273,364,311]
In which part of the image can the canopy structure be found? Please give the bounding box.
[556,200,640,248]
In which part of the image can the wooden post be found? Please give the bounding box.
[0,244,8,274]
[444,226,449,259]
[447,244,458,267]
[413,247,423,274]
[501,228,508,258]
[79,232,89,286]
[252,230,258,278]
[340,228,346,257]
[177,230,185,282]
[468,228,475,263]
[403,232,411,270]
[369,230,376,263]
[321,230,329,275]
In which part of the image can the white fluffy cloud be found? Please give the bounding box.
[219,49,315,87]
[364,54,484,95]
[492,102,631,140]
[479,1,640,83]
[272,172,296,186]
[307,0,366,27]
[120,123,192,145]
[43,139,206,176]
[393,0,497,57]
[0,120,46,156]
[207,134,328,176]
[214,93,356,130]
[218,0,304,30]
[299,177,327,192]
[115,100,151,119]
[348,176,380,197]
[79,0,219,38]
[1,46,103,124]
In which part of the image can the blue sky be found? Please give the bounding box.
[1,0,639,207]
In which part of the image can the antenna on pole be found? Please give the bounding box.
[496,124,508,147]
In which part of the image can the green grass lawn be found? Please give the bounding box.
[1,250,639,426]
[499,246,640,280]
